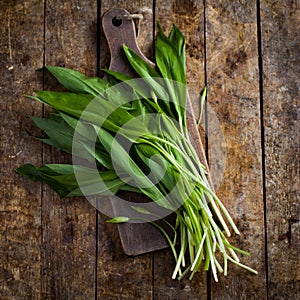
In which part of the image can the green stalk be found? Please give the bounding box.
[191,227,207,271]
[197,87,207,126]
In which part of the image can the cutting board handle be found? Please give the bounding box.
[102,8,154,76]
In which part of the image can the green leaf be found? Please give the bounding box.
[154,25,188,123]
[80,142,112,169]
[103,68,132,82]
[31,91,122,133]
[32,91,93,118]
[131,206,151,215]
[122,45,176,116]
[106,216,130,223]
[94,125,170,207]
[16,164,75,197]
[31,115,74,154]
[119,184,141,193]
[43,66,109,95]
[16,164,126,198]
[168,24,186,73]
[123,45,160,78]
[104,69,164,115]
[156,24,186,84]
[34,113,112,167]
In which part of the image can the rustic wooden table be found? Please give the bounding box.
[0,1,299,299]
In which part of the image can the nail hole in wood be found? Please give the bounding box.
[112,16,122,27]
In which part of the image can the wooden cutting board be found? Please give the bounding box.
[102,8,212,255]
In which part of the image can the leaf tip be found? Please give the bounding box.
[106,216,130,224]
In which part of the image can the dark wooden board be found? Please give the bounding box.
[261,1,300,299]
[41,1,98,299]
[0,1,44,298]
[206,1,267,299]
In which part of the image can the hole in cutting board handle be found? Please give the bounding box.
[112,16,122,27]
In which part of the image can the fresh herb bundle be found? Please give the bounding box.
[17,24,257,281]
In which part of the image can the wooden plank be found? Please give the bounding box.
[154,1,208,299]
[41,1,98,299]
[97,1,154,299]
[205,1,267,299]
[260,1,300,298]
[0,1,44,298]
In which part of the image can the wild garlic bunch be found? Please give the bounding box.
[17,24,257,281]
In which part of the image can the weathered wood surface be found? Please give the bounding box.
[0,0,299,299]
[206,1,267,299]
[0,1,44,298]
[261,1,300,299]
[42,1,98,299]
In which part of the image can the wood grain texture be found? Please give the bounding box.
[1,0,299,298]
[154,1,208,299]
[206,1,267,299]
[97,1,154,299]
[42,1,97,299]
[0,1,44,298]
[260,1,300,298]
